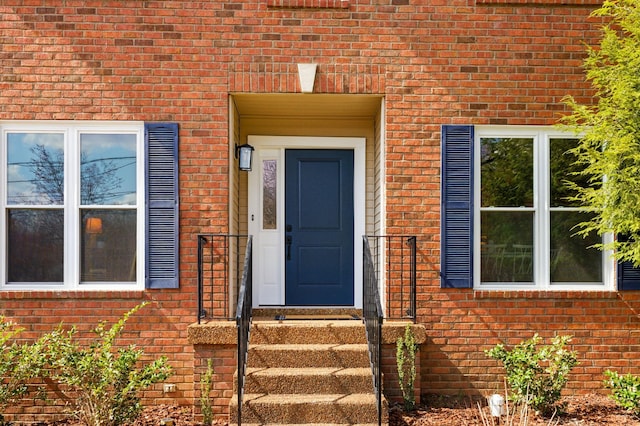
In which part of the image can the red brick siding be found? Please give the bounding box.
[1,0,632,421]
[421,291,640,396]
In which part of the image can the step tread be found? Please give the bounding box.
[236,393,379,404]
[233,424,381,426]
[252,319,364,326]
[247,343,370,368]
[250,343,368,350]
[229,394,387,423]
[250,321,366,339]
[247,367,372,376]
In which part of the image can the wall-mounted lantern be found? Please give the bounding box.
[236,143,255,171]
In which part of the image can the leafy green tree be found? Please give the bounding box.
[561,0,640,266]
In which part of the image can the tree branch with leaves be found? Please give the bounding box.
[561,0,640,266]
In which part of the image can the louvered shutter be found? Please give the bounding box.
[441,125,474,288]
[613,235,640,290]
[618,261,640,290]
[145,123,179,289]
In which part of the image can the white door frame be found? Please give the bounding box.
[247,136,366,308]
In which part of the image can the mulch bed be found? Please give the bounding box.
[390,394,640,425]
[33,393,640,426]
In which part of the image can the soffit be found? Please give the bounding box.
[232,94,382,119]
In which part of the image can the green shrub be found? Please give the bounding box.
[486,334,578,416]
[41,303,172,426]
[200,359,214,426]
[604,370,640,417]
[396,324,418,411]
[0,318,47,425]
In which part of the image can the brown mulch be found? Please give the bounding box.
[390,394,640,425]
[36,394,640,426]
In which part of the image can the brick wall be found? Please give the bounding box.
[420,291,640,396]
[193,344,237,421]
[1,0,634,422]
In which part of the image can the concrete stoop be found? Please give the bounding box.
[229,315,388,425]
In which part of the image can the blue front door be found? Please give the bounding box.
[285,149,354,306]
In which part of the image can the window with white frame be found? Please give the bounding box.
[474,127,614,290]
[2,122,145,290]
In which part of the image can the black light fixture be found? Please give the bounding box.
[235,143,254,171]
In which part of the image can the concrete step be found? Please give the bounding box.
[240,367,374,394]
[228,316,387,425]
[247,343,370,368]
[253,308,362,319]
[250,320,367,345]
[229,393,386,424]
[231,424,380,426]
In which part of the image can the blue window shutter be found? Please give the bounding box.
[615,235,640,290]
[145,123,179,289]
[441,125,474,288]
[618,261,640,290]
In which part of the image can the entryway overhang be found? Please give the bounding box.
[228,93,385,312]
[232,93,382,120]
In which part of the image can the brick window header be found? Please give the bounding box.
[266,0,350,8]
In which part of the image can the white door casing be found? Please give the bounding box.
[247,136,366,308]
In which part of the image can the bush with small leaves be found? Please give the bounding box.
[0,318,47,425]
[604,370,640,417]
[200,359,215,426]
[41,303,172,426]
[486,334,578,416]
[396,324,418,411]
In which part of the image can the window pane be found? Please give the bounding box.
[7,209,64,282]
[481,138,534,207]
[551,211,602,283]
[481,211,534,283]
[81,209,136,282]
[7,133,64,205]
[263,160,277,230]
[550,138,585,207]
[80,134,137,205]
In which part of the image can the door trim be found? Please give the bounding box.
[247,136,366,308]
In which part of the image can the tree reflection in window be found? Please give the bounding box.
[481,137,534,207]
[480,138,534,283]
[7,133,64,205]
[80,133,136,206]
[8,209,64,282]
[7,133,65,282]
[550,138,601,283]
[5,132,138,283]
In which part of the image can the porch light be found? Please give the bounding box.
[236,143,254,171]
[85,217,103,234]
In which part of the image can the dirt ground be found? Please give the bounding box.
[39,393,639,426]
[389,394,640,426]
[131,393,640,426]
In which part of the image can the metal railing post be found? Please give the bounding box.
[235,237,253,426]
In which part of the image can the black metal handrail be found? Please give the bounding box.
[197,234,250,322]
[235,236,253,426]
[366,235,417,322]
[363,236,383,426]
